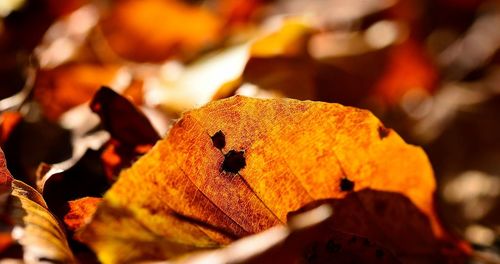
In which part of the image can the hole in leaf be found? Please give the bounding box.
[378,125,390,139]
[222,150,246,174]
[211,130,226,150]
[340,178,355,191]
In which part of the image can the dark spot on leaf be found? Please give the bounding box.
[363,238,371,247]
[378,125,390,139]
[340,178,355,191]
[211,130,226,150]
[326,239,342,253]
[222,150,246,174]
[349,236,357,244]
[376,249,384,259]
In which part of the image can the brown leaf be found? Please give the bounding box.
[90,87,159,148]
[0,148,76,263]
[173,203,401,264]
[80,96,458,263]
[90,86,160,180]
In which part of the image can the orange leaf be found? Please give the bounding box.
[80,96,458,263]
[34,63,120,121]
[64,197,101,233]
[99,0,222,62]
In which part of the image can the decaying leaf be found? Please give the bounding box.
[0,149,75,263]
[80,96,457,263]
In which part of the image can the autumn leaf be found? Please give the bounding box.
[34,63,121,121]
[0,148,75,263]
[98,0,222,62]
[64,197,101,233]
[91,86,160,180]
[79,96,457,263]
[90,87,159,149]
[173,204,401,264]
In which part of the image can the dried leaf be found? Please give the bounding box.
[90,87,160,179]
[90,87,159,148]
[80,96,454,263]
[0,148,75,263]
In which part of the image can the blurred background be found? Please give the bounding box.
[0,0,499,262]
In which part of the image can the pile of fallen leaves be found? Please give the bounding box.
[1,0,500,263]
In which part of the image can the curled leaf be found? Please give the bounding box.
[90,86,160,180]
[90,87,159,148]
[0,148,75,263]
